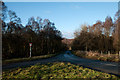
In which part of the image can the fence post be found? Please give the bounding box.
[101,51,102,55]
[108,51,110,56]
[118,51,120,57]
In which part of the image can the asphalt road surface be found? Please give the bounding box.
[2,51,120,76]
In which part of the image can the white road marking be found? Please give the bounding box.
[104,64,117,66]
[100,63,117,66]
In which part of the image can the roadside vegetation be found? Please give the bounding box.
[2,62,119,79]
[73,50,119,62]
[3,52,61,65]
[1,2,120,79]
[71,10,120,62]
[1,2,67,60]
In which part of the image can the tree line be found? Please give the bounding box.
[1,2,67,59]
[72,12,120,54]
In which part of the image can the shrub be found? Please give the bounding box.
[2,62,119,79]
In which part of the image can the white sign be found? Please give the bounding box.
[29,43,32,47]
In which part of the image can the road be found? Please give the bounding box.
[2,51,120,76]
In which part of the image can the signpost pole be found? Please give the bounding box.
[30,46,31,57]
[29,43,32,58]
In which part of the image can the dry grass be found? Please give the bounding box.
[73,50,119,62]
[3,53,59,65]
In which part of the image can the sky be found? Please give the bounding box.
[5,2,118,39]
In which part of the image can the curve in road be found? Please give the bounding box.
[3,51,120,76]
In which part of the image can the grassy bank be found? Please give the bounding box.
[2,62,119,79]
[72,51,119,62]
[3,52,61,65]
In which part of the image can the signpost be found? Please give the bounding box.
[29,43,32,57]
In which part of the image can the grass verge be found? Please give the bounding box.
[2,62,119,79]
[72,51,120,62]
[3,52,60,65]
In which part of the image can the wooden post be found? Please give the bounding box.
[108,51,110,56]
[101,51,103,55]
[119,51,120,57]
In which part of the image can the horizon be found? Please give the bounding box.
[5,2,118,39]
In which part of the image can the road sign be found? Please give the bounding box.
[29,43,32,47]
